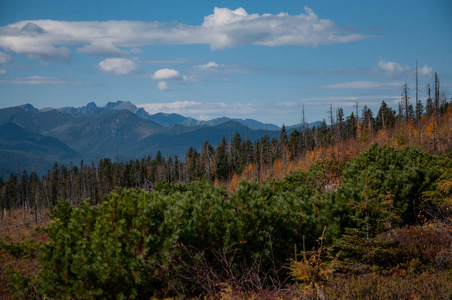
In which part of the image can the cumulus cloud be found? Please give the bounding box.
[376,58,432,78]
[0,7,374,62]
[0,22,72,63]
[151,68,195,90]
[324,80,403,89]
[377,58,410,77]
[196,61,219,69]
[151,68,181,80]
[419,65,432,76]
[97,58,139,75]
[151,68,181,90]
[157,81,168,91]
[201,7,374,50]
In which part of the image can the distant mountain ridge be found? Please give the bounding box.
[49,101,151,120]
[149,114,281,130]
[0,101,322,178]
[50,101,283,130]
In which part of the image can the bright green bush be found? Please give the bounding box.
[335,145,451,264]
[37,189,172,299]
[36,181,322,297]
[338,145,448,229]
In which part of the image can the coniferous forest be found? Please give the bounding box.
[1,81,452,298]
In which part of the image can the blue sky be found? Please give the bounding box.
[0,0,451,126]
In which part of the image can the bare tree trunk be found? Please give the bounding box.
[415,61,419,127]
[433,115,437,154]
[34,200,38,224]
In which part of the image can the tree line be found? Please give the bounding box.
[0,74,450,220]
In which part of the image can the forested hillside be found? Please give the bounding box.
[1,80,452,298]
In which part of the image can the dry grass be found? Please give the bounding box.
[0,208,50,243]
[0,208,49,299]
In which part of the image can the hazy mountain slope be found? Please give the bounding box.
[231,118,280,130]
[0,105,86,134]
[42,110,163,158]
[287,121,324,130]
[148,112,193,127]
[0,122,80,178]
[148,113,281,130]
[135,120,278,158]
[0,150,69,179]
[0,122,78,158]
[0,106,40,132]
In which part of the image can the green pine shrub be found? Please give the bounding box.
[8,144,450,298]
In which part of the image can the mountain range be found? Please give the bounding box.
[0,101,321,178]
[49,101,282,130]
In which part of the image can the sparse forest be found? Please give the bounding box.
[1,78,452,299]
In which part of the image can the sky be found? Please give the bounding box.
[0,0,451,126]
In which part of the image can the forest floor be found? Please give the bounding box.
[0,209,49,299]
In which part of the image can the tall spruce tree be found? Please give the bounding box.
[215,137,229,182]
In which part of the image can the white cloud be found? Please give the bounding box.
[0,69,6,75]
[138,100,257,116]
[0,22,72,63]
[196,61,219,69]
[157,81,168,91]
[139,101,202,114]
[307,59,433,79]
[0,76,88,85]
[377,58,410,77]
[419,65,432,76]
[151,68,181,80]
[0,7,373,62]
[193,61,254,77]
[203,7,249,27]
[201,7,373,50]
[0,51,12,64]
[324,80,403,89]
[151,68,196,90]
[97,58,139,75]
